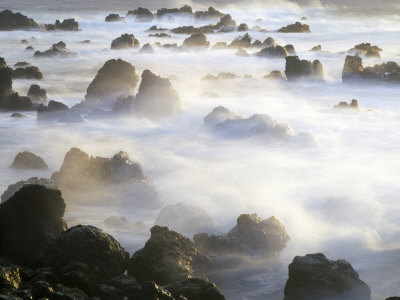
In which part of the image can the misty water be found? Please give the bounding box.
[0,1,400,299]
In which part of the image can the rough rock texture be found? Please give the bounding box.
[0,185,67,266]
[278,22,310,33]
[164,278,226,300]
[85,59,138,107]
[0,67,13,98]
[44,19,78,31]
[215,14,236,31]
[0,92,34,111]
[252,37,276,48]
[27,84,47,103]
[334,99,359,110]
[183,33,210,48]
[134,70,181,119]
[111,34,140,49]
[0,266,21,295]
[11,151,48,170]
[284,253,371,300]
[256,45,288,58]
[127,7,154,21]
[0,10,38,30]
[349,43,382,58]
[128,225,212,285]
[105,14,125,22]
[285,56,324,80]
[12,66,43,80]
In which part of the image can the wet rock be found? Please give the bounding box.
[0,185,67,266]
[194,7,225,20]
[171,25,214,35]
[11,151,48,170]
[256,45,288,58]
[183,33,210,48]
[105,13,125,22]
[283,253,371,300]
[127,7,154,22]
[27,84,47,103]
[139,43,154,53]
[310,45,322,52]
[236,47,249,57]
[164,278,225,300]
[134,69,181,119]
[111,33,140,49]
[34,41,74,58]
[285,56,324,80]
[0,266,21,295]
[0,10,38,30]
[230,33,252,48]
[237,23,248,31]
[37,100,82,123]
[12,66,43,80]
[0,93,35,111]
[128,225,212,285]
[85,59,138,108]
[149,32,171,38]
[49,225,129,283]
[278,22,310,33]
[334,99,359,110]
[0,67,13,98]
[264,70,287,80]
[1,177,56,203]
[53,284,89,300]
[44,19,79,31]
[349,43,382,58]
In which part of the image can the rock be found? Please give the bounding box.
[141,281,174,299]
[284,44,296,54]
[349,43,382,58]
[12,66,43,80]
[44,19,78,31]
[0,93,35,111]
[0,67,13,98]
[85,59,138,108]
[34,41,74,58]
[20,39,28,44]
[37,100,82,123]
[0,177,56,203]
[146,25,168,31]
[285,56,324,80]
[128,225,212,285]
[11,151,48,170]
[105,13,125,22]
[49,225,129,283]
[127,7,154,22]
[0,266,21,295]
[112,95,134,114]
[13,62,30,67]
[164,278,225,300]
[0,57,6,68]
[237,23,248,31]
[235,47,249,57]
[53,284,89,300]
[171,25,214,35]
[215,14,236,30]
[27,84,47,103]
[264,70,287,80]
[387,298,400,300]
[10,112,24,118]
[283,253,371,300]
[157,5,193,18]
[310,45,322,52]
[194,7,225,20]
[0,10,38,30]
[0,185,67,266]
[134,69,181,119]
[203,106,235,126]
[342,55,364,82]
[31,281,53,299]
[278,22,310,33]
[139,43,154,53]
[230,33,252,48]
[256,45,288,58]
[334,99,359,110]
[149,32,171,38]
[212,42,228,49]
[155,203,215,234]
[217,72,238,80]
[111,33,140,49]
[25,46,34,51]
[183,33,210,48]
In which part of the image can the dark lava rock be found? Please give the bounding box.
[183,33,210,48]
[0,67,13,98]
[0,10,38,30]
[283,253,371,300]
[27,84,47,102]
[0,266,21,295]
[44,19,79,31]
[85,59,138,108]
[139,43,154,53]
[164,278,226,300]
[12,66,43,80]
[0,93,35,111]
[11,151,48,170]
[194,7,225,19]
[334,99,359,110]
[285,56,324,80]
[128,225,212,285]
[134,69,181,119]
[349,43,382,58]
[0,185,67,266]
[49,225,129,283]
[105,13,125,22]
[0,177,56,203]
[264,70,287,80]
[127,7,154,22]
[256,45,288,58]
[0,57,6,68]
[278,22,310,33]
[37,100,83,123]
[237,23,248,32]
[34,41,73,58]
[310,45,322,52]
[111,33,140,49]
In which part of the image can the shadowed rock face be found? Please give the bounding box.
[183,33,210,48]
[278,22,310,33]
[164,278,226,300]
[111,34,140,49]
[134,70,181,119]
[285,56,324,80]
[11,151,48,170]
[0,185,67,266]
[27,84,47,103]
[1,177,56,203]
[12,66,43,80]
[0,67,13,98]
[194,7,225,19]
[157,5,193,18]
[85,59,139,108]
[0,10,38,30]
[128,225,213,285]
[34,41,74,58]
[284,253,371,300]
[0,92,35,111]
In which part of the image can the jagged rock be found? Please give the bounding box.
[157,5,193,18]
[283,253,371,300]
[264,70,287,80]
[334,99,359,110]
[194,7,225,19]
[134,70,181,119]
[0,67,13,98]
[155,203,215,234]
[1,177,56,203]
[284,44,296,54]
[149,32,171,38]
[215,14,236,30]
[237,23,248,31]
[34,41,74,58]
[0,266,21,295]
[0,185,67,266]
[183,33,210,48]
[0,93,34,111]
[27,84,47,102]
[105,13,125,22]
[11,151,48,170]
[85,59,138,108]
[164,278,225,300]
[310,45,322,52]
[236,47,249,57]
[147,25,168,31]
[171,25,214,35]
[139,43,154,53]
[285,56,324,80]
[127,7,154,22]
[278,22,310,33]
[349,43,382,58]
[0,10,38,30]
[230,33,252,48]
[49,225,129,284]
[37,100,82,123]
[128,225,212,285]
[14,62,30,67]
[12,66,43,80]
[111,33,140,49]
[44,19,78,31]
[256,45,288,58]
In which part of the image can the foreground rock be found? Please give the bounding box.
[278,22,310,33]
[27,84,47,102]
[0,265,21,295]
[0,10,38,30]
[134,70,181,119]
[85,59,139,108]
[285,56,324,80]
[111,34,140,49]
[1,177,56,203]
[11,151,48,170]
[284,253,371,300]
[44,19,79,31]
[0,185,67,266]
[349,43,382,58]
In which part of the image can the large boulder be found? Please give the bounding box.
[0,185,67,266]
[229,33,252,48]
[285,56,324,80]
[0,67,13,98]
[128,225,212,285]
[183,33,210,48]
[133,70,181,119]
[283,253,371,300]
[85,59,138,108]
[278,22,310,33]
[164,278,226,300]
[111,34,140,49]
[11,151,48,170]
[0,10,38,30]
[44,19,78,31]
[27,84,47,103]
[127,7,154,22]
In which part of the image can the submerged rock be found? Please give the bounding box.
[183,33,210,48]
[111,34,140,49]
[12,66,43,79]
[105,13,125,22]
[139,43,154,53]
[11,151,48,170]
[0,10,38,30]
[285,56,324,80]
[278,22,310,33]
[283,253,371,300]
[127,7,154,22]
[349,43,382,58]
[157,5,193,18]
[215,14,236,31]
[27,84,47,103]
[284,44,296,55]
[1,177,56,203]
[44,19,78,31]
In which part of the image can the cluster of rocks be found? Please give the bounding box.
[44,19,79,31]
[334,99,360,110]
[34,41,75,58]
[285,56,324,81]
[278,22,310,33]
[0,10,38,30]
[12,66,43,79]
[349,43,382,58]
[111,34,140,49]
